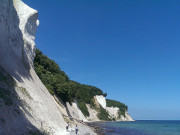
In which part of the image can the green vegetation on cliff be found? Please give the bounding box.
[34,49,128,118]
[106,99,128,117]
[34,49,105,116]
[97,106,111,121]
[0,67,15,106]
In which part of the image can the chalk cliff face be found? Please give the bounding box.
[13,0,39,67]
[106,106,119,119]
[0,0,38,70]
[95,95,106,109]
[66,102,87,122]
[0,0,68,134]
[64,95,133,122]
[86,104,100,121]
[120,111,134,121]
[95,95,134,121]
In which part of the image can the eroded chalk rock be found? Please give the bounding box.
[95,95,106,109]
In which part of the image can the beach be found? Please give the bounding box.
[68,123,97,135]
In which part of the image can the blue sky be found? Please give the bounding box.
[23,0,180,120]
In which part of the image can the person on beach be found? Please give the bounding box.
[66,122,69,131]
[75,124,78,134]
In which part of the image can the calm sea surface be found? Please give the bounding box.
[93,120,180,135]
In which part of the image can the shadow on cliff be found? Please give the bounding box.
[0,0,34,83]
[0,1,44,135]
[0,67,46,135]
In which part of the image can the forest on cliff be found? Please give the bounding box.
[34,49,127,119]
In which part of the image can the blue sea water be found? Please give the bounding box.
[94,120,180,135]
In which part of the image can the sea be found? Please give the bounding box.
[92,120,180,135]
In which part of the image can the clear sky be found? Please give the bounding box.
[23,0,180,120]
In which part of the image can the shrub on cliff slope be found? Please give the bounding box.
[106,99,128,117]
[97,106,111,121]
[78,101,90,116]
[0,67,15,106]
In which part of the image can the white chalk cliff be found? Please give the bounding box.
[65,95,133,122]
[0,0,67,134]
[106,106,119,119]
[95,95,106,109]
[66,101,87,122]
[95,96,134,121]
[86,104,100,121]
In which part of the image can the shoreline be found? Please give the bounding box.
[85,120,135,135]
[86,120,180,135]
[86,122,105,135]
[86,122,114,135]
